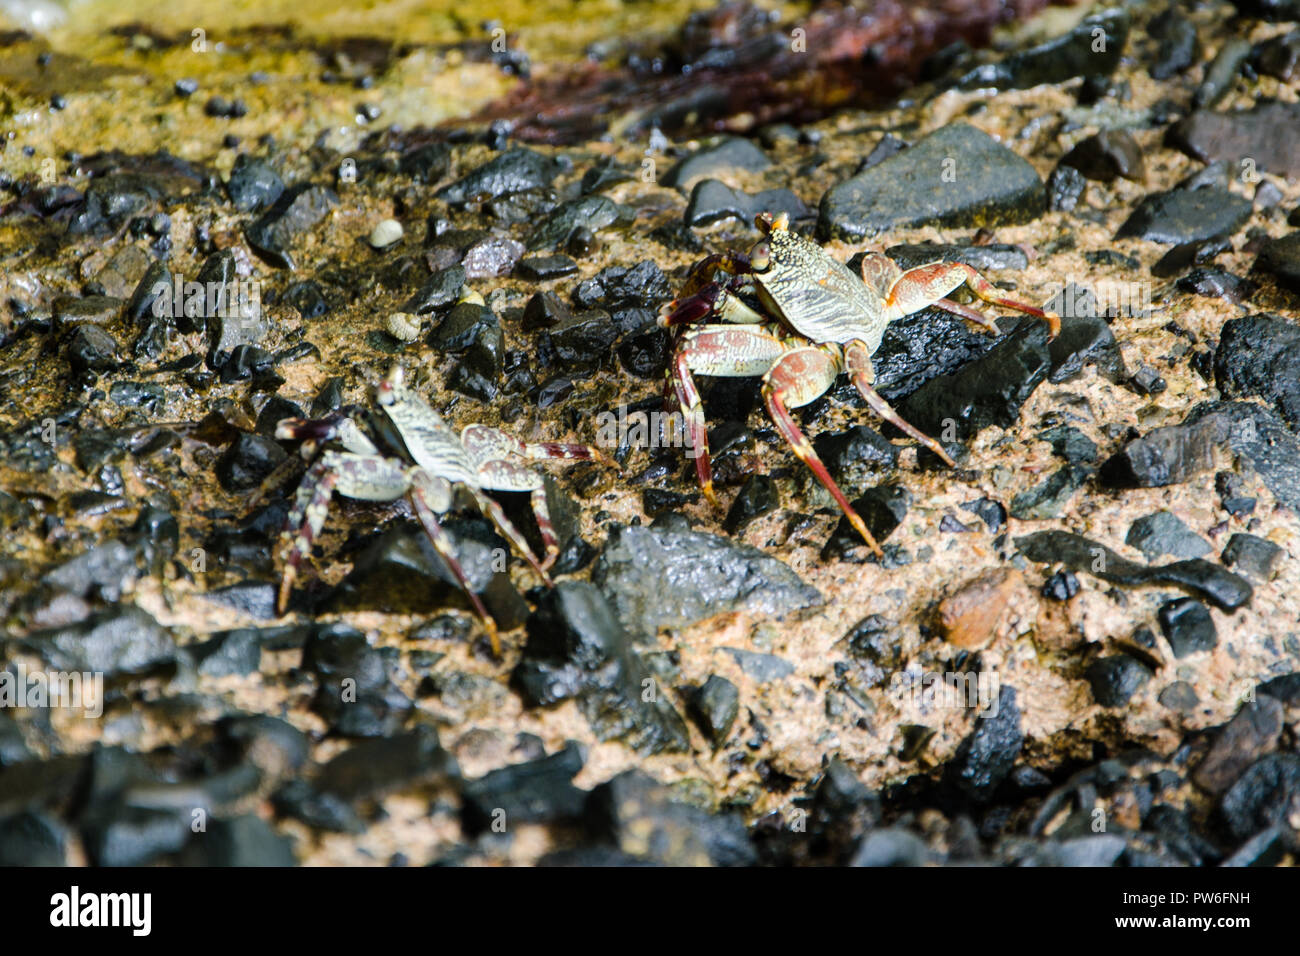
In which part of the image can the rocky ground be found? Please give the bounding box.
[1,0,1299,867]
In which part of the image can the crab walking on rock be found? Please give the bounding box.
[273,365,614,654]
[660,212,1061,557]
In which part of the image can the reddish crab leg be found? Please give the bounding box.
[760,346,885,558]
[409,473,501,657]
[670,324,788,504]
[276,458,339,615]
[884,261,1061,338]
[844,341,957,468]
[934,297,1002,336]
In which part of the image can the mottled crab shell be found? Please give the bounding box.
[377,368,481,486]
[751,220,892,352]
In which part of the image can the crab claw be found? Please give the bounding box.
[659,282,725,328]
[753,210,790,234]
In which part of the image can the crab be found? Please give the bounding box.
[273,365,612,654]
[659,212,1061,557]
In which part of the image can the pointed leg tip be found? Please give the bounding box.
[849,515,884,557]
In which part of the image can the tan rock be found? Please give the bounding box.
[936,568,1023,650]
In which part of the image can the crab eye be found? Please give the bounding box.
[750,241,771,271]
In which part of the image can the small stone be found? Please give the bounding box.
[1016,529,1253,610]
[684,179,808,228]
[1059,130,1145,183]
[526,195,624,251]
[245,184,338,270]
[514,582,691,755]
[663,137,771,191]
[1148,8,1198,80]
[955,10,1128,90]
[1254,232,1300,294]
[721,647,794,683]
[66,325,121,374]
[461,235,525,279]
[724,474,779,534]
[1047,164,1086,212]
[1195,38,1251,110]
[216,433,288,492]
[188,628,262,676]
[368,218,403,249]
[1218,754,1300,843]
[402,266,465,315]
[591,524,820,642]
[1009,464,1090,520]
[437,148,561,205]
[1251,29,1300,80]
[1214,314,1300,428]
[813,426,898,499]
[461,742,586,834]
[1041,569,1079,601]
[688,675,739,748]
[226,153,284,213]
[935,568,1021,650]
[398,142,452,183]
[1192,697,1285,794]
[514,255,578,281]
[1167,100,1300,180]
[585,770,755,865]
[850,829,933,866]
[944,686,1022,802]
[1125,511,1212,561]
[895,318,1051,450]
[1158,681,1199,712]
[1157,598,1217,657]
[180,815,294,866]
[1115,187,1252,245]
[819,123,1044,241]
[1086,655,1153,707]
[823,484,912,561]
[20,606,176,677]
[1221,533,1283,584]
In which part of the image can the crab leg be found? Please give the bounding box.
[467,485,554,585]
[276,458,338,615]
[844,341,957,467]
[276,450,411,614]
[883,262,1061,338]
[466,458,561,572]
[408,472,501,657]
[677,251,752,299]
[760,346,885,558]
[934,297,1001,336]
[460,424,615,469]
[670,324,789,504]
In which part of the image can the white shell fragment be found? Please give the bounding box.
[369,218,404,249]
[385,311,421,342]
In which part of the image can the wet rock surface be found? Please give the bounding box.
[1,0,1297,869]
[819,123,1045,241]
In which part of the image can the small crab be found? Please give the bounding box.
[274,365,612,654]
[660,212,1060,556]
